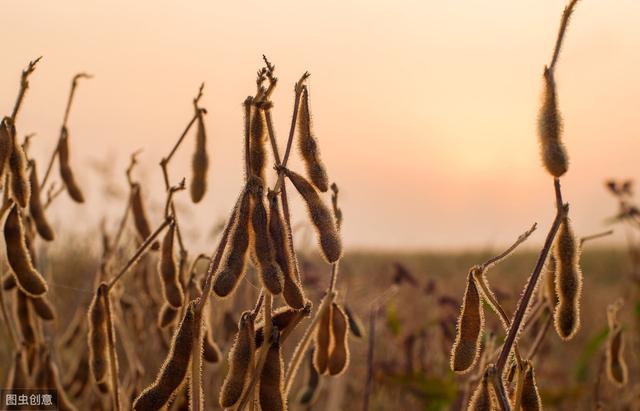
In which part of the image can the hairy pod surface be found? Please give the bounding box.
[283,169,342,263]
[250,180,283,295]
[538,69,568,177]
[313,300,333,374]
[130,183,159,250]
[220,311,256,408]
[450,270,484,374]
[543,254,558,307]
[213,189,252,297]
[249,106,267,180]
[88,284,109,385]
[16,290,36,345]
[468,366,495,411]
[4,206,47,297]
[344,305,365,339]
[30,295,56,321]
[255,306,300,348]
[58,127,85,203]
[259,338,287,411]
[28,161,55,241]
[133,301,196,410]
[268,192,305,309]
[298,87,329,192]
[553,216,582,340]
[328,302,350,375]
[519,362,542,411]
[190,110,208,203]
[158,223,184,308]
[7,120,31,208]
[0,118,12,180]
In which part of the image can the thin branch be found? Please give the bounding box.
[481,223,537,270]
[549,0,581,71]
[11,57,42,122]
[43,183,65,210]
[580,229,614,247]
[102,286,121,411]
[107,217,173,291]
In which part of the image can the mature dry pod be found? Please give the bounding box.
[213,189,252,297]
[30,295,56,321]
[606,326,628,387]
[255,306,300,348]
[298,87,329,192]
[203,329,222,364]
[259,336,287,411]
[130,183,159,250]
[344,305,365,339]
[538,68,568,177]
[328,302,350,375]
[519,361,542,411]
[553,216,582,340]
[133,301,196,410]
[190,110,208,203]
[28,160,54,241]
[268,191,305,309]
[3,273,17,290]
[283,169,342,262]
[158,223,184,308]
[58,126,84,203]
[249,106,267,180]
[468,366,496,411]
[16,290,36,345]
[250,180,283,295]
[7,119,31,208]
[88,284,109,385]
[450,270,484,374]
[298,348,320,405]
[158,303,179,329]
[0,118,13,181]
[220,311,256,408]
[313,300,333,374]
[6,350,29,390]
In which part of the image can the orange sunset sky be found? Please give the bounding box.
[1,1,639,251]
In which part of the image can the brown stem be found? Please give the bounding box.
[103,289,121,411]
[549,0,581,72]
[481,223,537,270]
[43,184,65,210]
[107,217,172,290]
[496,181,567,373]
[244,97,253,179]
[10,57,42,123]
[490,364,511,411]
[580,229,614,247]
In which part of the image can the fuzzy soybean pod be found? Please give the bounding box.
[538,68,568,177]
[130,183,159,250]
[328,302,350,375]
[28,161,55,241]
[7,120,31,208]
[158,222,184,308]
[543,254,558,307]
[450,269,484,374]
[220,311,256,408]
[255,306,301,348]
[250,179,283,295]
[58,126,84,203]
[0,118,13,179]
[313,300,333,374]
[213,188,252,297]
[133,301,196,411]
[30,295,56,321]
[298,86,329,192]
[344,305,365,339]
[4,205,47,297]
[16,290,36,345]
[250,105,267,180]
[519,361,542,411]
[190,110,208,203]
[553,215,582,340]
[283,169,342,263]
[259,335,287,411]
[202,327,222,364]
[606,326,628,387]
[268,191,305,309]
[88,284,109,385]
[468,366,495,411]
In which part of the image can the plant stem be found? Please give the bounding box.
[102,287,121,411]
[10,57,42,123]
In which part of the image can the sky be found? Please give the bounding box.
[1,1,639,252]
